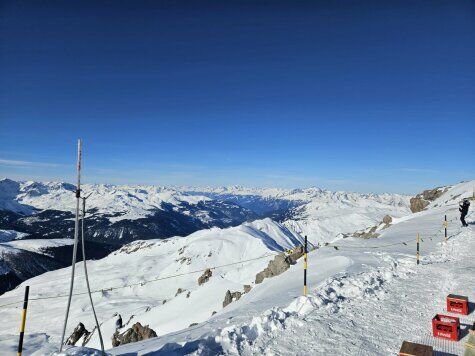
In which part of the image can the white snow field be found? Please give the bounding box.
[0,180,473,355]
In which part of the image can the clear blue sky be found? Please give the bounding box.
[0,0,474,194]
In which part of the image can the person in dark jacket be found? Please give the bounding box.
[116,314,123,330]
[460,199,470,227]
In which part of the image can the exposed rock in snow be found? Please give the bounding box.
[223,290,242,308]
[255,252,300,284]
[410,187,448,212]
[111,323,157,347]
[197,268,212,285]
[65,323,90,346]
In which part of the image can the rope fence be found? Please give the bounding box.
[0,213,464,310]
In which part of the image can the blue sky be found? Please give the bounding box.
[0,0,474,194]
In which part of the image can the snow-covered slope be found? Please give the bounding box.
[0,230,111,295]
[0,178,412,297]
[1,180,471,355]
[185,186,411,243]
[0,219,304,352]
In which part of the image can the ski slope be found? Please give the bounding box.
[0,180,473,355]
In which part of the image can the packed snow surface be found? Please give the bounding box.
[0,180,473,355]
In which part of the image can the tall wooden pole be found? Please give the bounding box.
[303,235,308,296]
[416,233,420,265]
[17,286,29,356]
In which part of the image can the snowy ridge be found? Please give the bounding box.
[0,219,304,352]
[106,180,474,355]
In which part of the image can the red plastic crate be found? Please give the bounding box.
[447,294,469,315]
[432,314,460,341]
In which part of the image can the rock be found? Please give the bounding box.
[382,215,392,226]
[111,322,157,347]
[211,311,217,316]
[222,290,242,308]
[65,322,90,346]
[186,291,191,298]
[162,299,167,304]
[353,226,380,239]
[198,268,212,285]
[189,322,198,327]
[287,245,304,264]
[243,284,252,293]
[175,288,185,297]
[410,187,447,213]
[255,252,298,284]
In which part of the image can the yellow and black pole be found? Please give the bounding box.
[17,285,29,356]
[303,235,308,296]
[444,215,448,242]
[416,233,420,265]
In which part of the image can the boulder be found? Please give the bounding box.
[410,187,447,213]
[65,322,90,346]
[222,290,242,308]
[382,215,392,226]
[198,268,212,285]
[353,226,380,239]
[243,284,252,293]
[255,252,299,284]
[112,322,157,347]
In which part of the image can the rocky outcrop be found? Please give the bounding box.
[223,290,242,308]
[352,215,393,239]
[353,226,380,239]
[243,284,252,293]
[65,322,90,346]
[112,322,157,347]
[382,215,392,226]
[198,268,212,285]
[255,247,304,285]
[410,187,447,213]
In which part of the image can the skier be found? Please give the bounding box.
[116,314,123,330]
[459,199,470,227]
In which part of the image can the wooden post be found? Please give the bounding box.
[416,233,420,265]
[444,215,448,241]
[17,286,29,356]
[303,235,308,296]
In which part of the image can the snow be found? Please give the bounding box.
[0,219,303,353]
[3,238,73,255]
[0,179,473,355]
[0,229,29,243]
[0,179,411,234]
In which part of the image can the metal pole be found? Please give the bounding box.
[303,235,308,296]
[17,286,29,356]
[81,195,105,354]
[416,233,420,265]
[60,139,82,350]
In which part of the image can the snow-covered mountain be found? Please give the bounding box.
[0,180,472,355]
[0,218,305,352]
[0,178,411,246]
[0,229,112,295]
[185,186,411,242]
[0,179,259,245]
[0,177,410,295]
